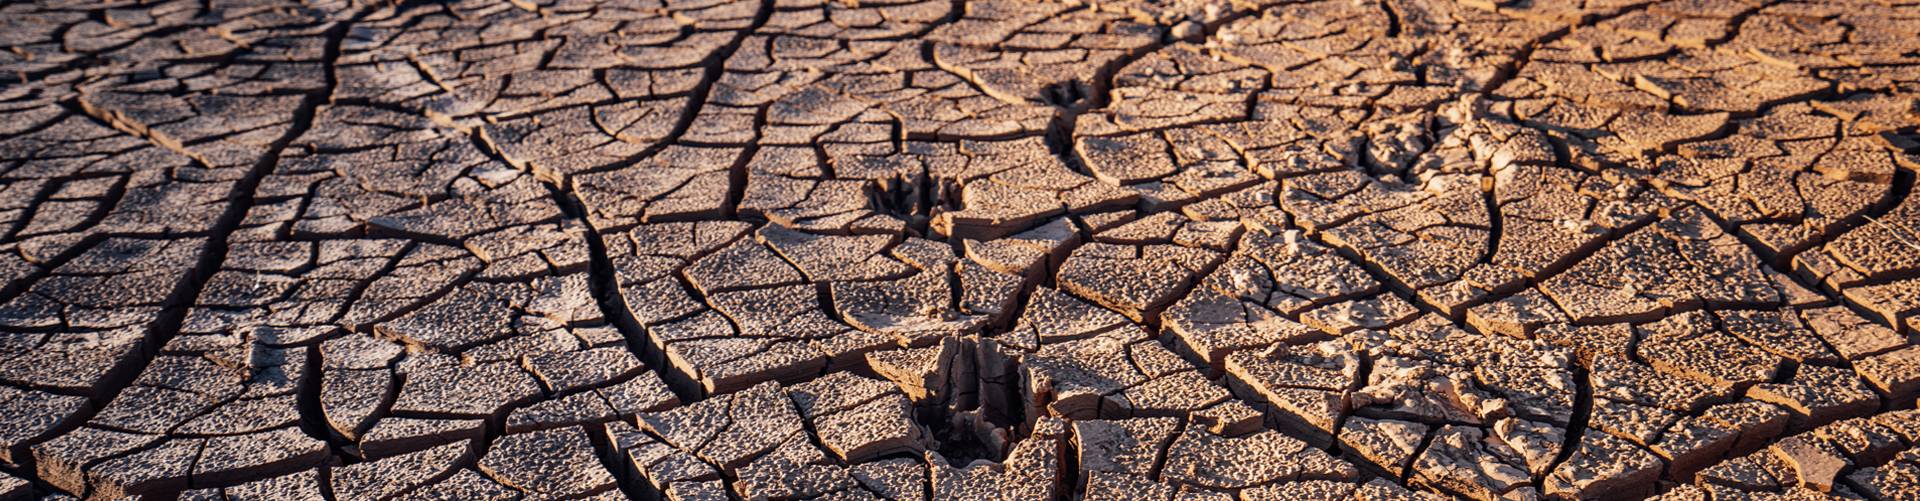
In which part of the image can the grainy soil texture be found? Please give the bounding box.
[2,0,1920,500]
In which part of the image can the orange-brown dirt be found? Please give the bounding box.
[1,0,1918,499]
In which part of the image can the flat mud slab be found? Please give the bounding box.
[1,0,1918,499]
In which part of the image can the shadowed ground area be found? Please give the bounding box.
[0,0,1918,499]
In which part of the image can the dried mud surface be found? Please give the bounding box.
[1,0,1918,500]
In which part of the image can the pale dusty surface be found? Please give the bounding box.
[0,0,1918,499]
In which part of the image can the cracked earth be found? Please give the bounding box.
[0,0,1917,499]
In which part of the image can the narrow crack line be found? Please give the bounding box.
[1479,2,1657,98]
[3,19,223,88]
[1378,0,1403,39]
[1710,166,1920,335]
[552,180,702,405]
[584,421,661,501]
[324,241,422,333]
[925,40,1025,111]
[1543,365,1592,480]
[70,94,216,167]
[1454,86,1882,315]
[1397,423,1437,482]
[438,3,783,406]
[1045,5,1259,181]
[7,7,376,475]
[1480,183,1504,269]
[721,106,771,220]
[294,343,353,463]
[1468,208,1670,321]
[1276,216,1456,321]
[1856,170,1920,253]
[0,233,113,307]
[0,161,81,244]
[0,96,216,305]
[573,0,777,177]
